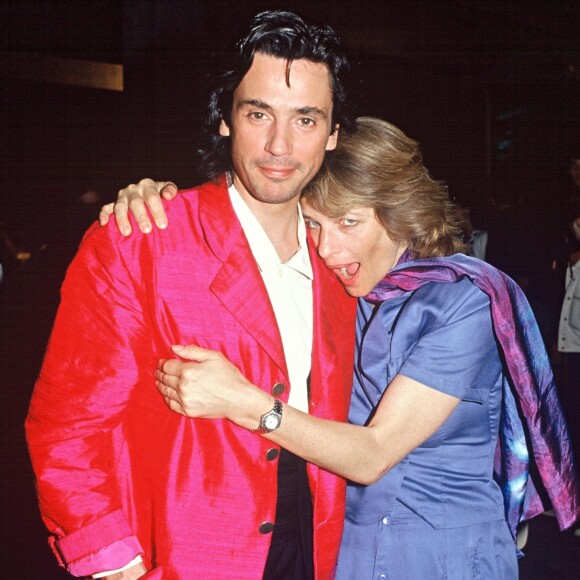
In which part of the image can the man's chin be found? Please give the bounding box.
[251,184,303,205]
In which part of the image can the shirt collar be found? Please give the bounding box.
[228,182,313,280]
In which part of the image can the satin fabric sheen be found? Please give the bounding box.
[366,253,579,537]
[26,178,357,578]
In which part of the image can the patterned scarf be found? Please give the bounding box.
[366,253,578,539]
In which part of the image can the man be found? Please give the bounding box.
[453,200,488,261]
[26,11,356,579]
[557,155,580,477]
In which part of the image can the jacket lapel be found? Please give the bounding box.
[308,237,356,418]
[198,180,288,378]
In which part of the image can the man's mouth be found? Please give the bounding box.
[257,163,299,180]
[259,167,294,179]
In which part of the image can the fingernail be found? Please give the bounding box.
[121,226,131,236]
[156,219,167,229]
[141,223,152,234]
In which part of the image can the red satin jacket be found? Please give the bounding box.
[26,179,357,579]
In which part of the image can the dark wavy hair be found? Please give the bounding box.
[199,10,350,180]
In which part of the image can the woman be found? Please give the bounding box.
[107,118,577,578]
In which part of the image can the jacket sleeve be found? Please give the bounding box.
[25,223,150,576]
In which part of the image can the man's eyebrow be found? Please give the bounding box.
[296,106,327,118]
[237,99,271,110]
[236,100,328,118]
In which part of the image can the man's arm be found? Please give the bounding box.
[99,178,178,235]
[25,223,152,576]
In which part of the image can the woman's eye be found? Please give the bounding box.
[340,219,357,227]
[305,220,320,229]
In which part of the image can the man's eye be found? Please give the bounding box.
[299,118,315,127]
[249,112,267,120]
[340,219,357,227]
[305,220,320,229]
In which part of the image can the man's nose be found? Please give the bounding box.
[265,122,292,157]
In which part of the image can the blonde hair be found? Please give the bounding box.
[302,117,465,258]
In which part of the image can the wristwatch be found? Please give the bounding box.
[251,399,283,434]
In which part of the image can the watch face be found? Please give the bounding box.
[264,414,280,430]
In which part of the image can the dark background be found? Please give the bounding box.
[1,1,579,578]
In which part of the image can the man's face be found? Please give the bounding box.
[220,53,338,211]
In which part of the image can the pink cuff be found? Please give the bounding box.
[50,509,143,577]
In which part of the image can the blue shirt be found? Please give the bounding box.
[345,278,506,529]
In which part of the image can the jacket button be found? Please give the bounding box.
[259,522,274,534]
[266,448,279,461]
[272,382,285,396]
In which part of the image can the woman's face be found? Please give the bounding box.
[301,201,408,297]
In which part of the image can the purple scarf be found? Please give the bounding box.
[366,253,578,538]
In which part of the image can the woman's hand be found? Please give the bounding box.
[99,178,178,236]
[155,345,272,430]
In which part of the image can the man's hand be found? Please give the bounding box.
[103,561,148,579]
[99,178,178,236]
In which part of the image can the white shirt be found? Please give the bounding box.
[228,183,314,412]
[558,260,580,353]
[466,229,488,261]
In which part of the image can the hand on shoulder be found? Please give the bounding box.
[99,179,178,236]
